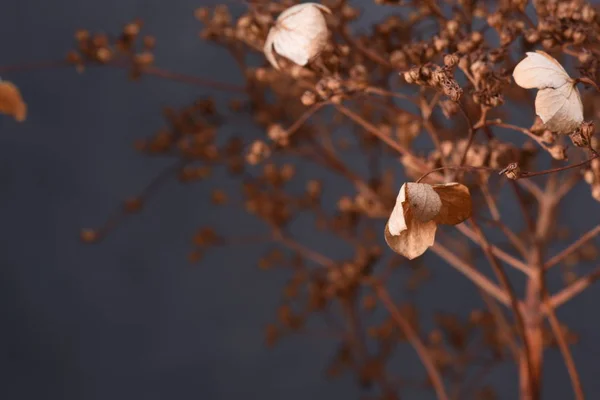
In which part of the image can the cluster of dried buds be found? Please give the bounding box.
[301,71,365,105]
[66,20,155,76]
[135,100,224,161]
[461,49,511,108]
[403,63,463,102]
[526,0,598,49]
[389,20,485,69]
[195,5,234,41]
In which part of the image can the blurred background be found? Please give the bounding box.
[1,1,600,399]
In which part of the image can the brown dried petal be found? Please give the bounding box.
[0,81,27,122]
[431,183,472,225]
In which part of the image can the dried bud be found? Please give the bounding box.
[487,13,503,28]
[433,36,449,52]
[548,145,568,160]
[572,31,586,45]
[582,5,596,23]
[403,67,421,84]
[390,50,407,68]
[443,53,459,68]
[593,185,600,202]
[525,29,540,43]
[542,130,556,145]
[80,229,99,243]
[446,20,459,37]
[267,124,289,146]
[440,99,459,119]
[247,140,271,165]
[471,31,483,44]
[542,38,555,49]
[578,51,592,64]
[349,65,368,83]
[582,120,595,138]
[301,90,317,106]
[499,163,521,180]
[570,122,593,147]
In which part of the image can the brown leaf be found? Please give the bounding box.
[0,81,27,122]
[384,216,437,260]
[405,182,442,222]
[432,183,472,225]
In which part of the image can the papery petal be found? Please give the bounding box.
[263,28,280,70]
[384,216,437,260]
[432,183,472,225]
[535,84,583,134]
[388,183,408,235]
[512,51,570,90]
[405,182,441,222]
[265,3,330,69]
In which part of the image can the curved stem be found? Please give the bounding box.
[371,280,449,400]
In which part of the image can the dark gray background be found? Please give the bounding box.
[1,1,599,399]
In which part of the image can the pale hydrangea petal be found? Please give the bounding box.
[263,3,330,69]
[384,218,437,260]
[513,51,570,90]
[513,51,583,134]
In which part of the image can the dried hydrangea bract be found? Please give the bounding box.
[263,2,331,70]
[512,51,583,134]
[0,80,27,122]
[385,182,472,260]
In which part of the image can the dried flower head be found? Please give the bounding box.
[384,182,472,259]
[513,51,583,134]
[263,3,331,70]
[0,79,27,122]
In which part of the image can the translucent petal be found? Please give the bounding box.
[535,84,583,134]
[384,218,437,260]
[513,51,570,90]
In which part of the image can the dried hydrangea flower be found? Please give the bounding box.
[384,182,472,259]
[0,79,27,122]
[263,2,331,70]
[512,51,583,134]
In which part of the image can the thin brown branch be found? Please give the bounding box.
[469,219,535,395]
[485,120,553,152]
[371,280,450,400]
[543,293,585,400]
[82,160,190,242]
[275,234,337,268]
[457,103,477,168]
[516,154,599,180]
[544,225,600,270]
[285,101,330,137]
[478,290,520,362]
[0,59,69,73]
[142,65,247,92]
[430,242,512,307]
[549,267,600,309]
[455,224,532,276]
